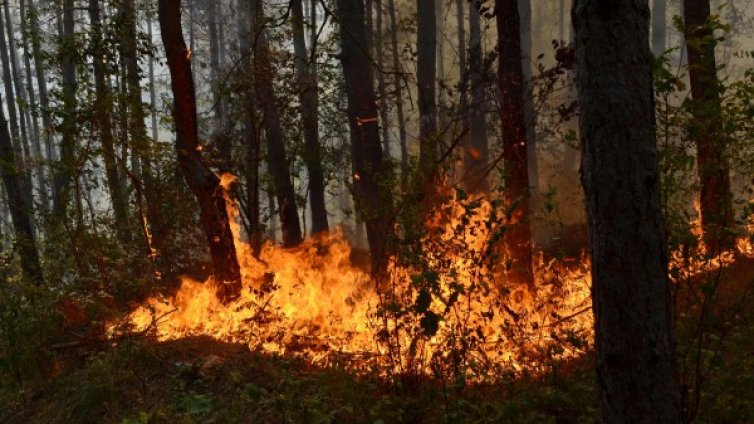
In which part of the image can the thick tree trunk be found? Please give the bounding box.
[573,0,682,422]
[456,0,469,176]
[337,0,392,273]
[466,1,489,195]
[496,0,533,288]
[89,0,129,242]
[417,0,437,182]
[52,0,76,217]
[158,0,241,302]
[148,18,159,143]
[292,0,328,235]
[0,93,42,284]
[683,0,734,252]
[387,0,408,182]
[251,1,302,247]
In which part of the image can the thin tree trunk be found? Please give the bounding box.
[89,0,129,241]
[158,0,242,302]
[148,17,159,143]
[652,0,667,56]
[388,0,407,182]
[52,0,76,217]
[251,0,302,247]
[19,0,48,212]
[683,0,734,252]
[456,0,473,193]
[495,0,533,288]
[238,0,261,255]
[519,0,538,196]
[207,0,230,172]
[573,0,682,421]
[466,1,489,195]
[337,0,392,273]
[375,0,389,156]
[292,0,328,235]
[0,92,42,284]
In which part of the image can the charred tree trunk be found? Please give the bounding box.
[573,0,682,421]
[89,0,129,242]
[158,0,241,302]
[466,0,489,195]
[683,0,734,252]
[417,0,437,183]
[251,0,302,247]
[0,93,42,284]
[496,0,533,288]
[387,0,407,182]
[292,0,328,235]
[337,0,392,273]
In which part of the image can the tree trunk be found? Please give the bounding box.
[573,0,682,421]
[0,92,42,284]
[292,0,328,235]
[52,0,76,217]
[417,0,437,183]
[456,0,469,190]
[375,0,389,156]
[238,0,261,255]
[519,0,538,196]
[466,1,489,195]
[337,0,392,273]
[652,0,667,56]
[207,0,230,171]
[158,0,242,302]
[683,0,734,252]
[148,17,159,143]
[89,0,129,242]
[18,0,48,212]
[387,0,408,182]
[251,0,302,247]
[496,0,533,288]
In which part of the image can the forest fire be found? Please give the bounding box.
[116,183,754,379]
[118,181,594,378]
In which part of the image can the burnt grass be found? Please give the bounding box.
[3,257,754,423]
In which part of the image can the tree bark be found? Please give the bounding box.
[0,91,42,284]
[158,0,242,302]
[387,0,408,182]
[466,1,489,195]
[573,0,682,421]
[417,0,437,183]
[519,0,538,196]
[207,0,230,171]
[18,0,48,212]
[337,0,392,273]
[292,0,328,235]
[89,0,129,242]
[683,0,734,252]
[52,0,76,217]
[251,0,302,247]
[496,0,533,288]
[238,0,261,255]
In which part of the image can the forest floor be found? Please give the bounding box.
[3,256,754,423]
